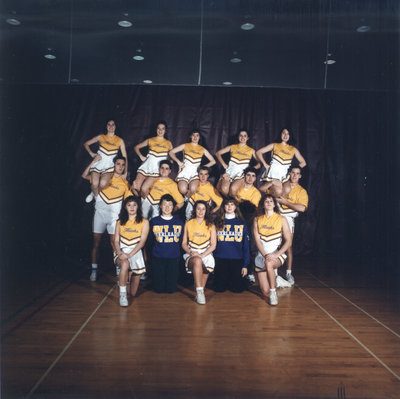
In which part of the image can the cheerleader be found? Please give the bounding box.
[214,197,250,293]
[169,129,216,197]
[182,201,216,304]
[253,194,292,306]
[114,196,149,307]
[132,121,172,197]
[257,128,306,196]
[83,120,128,203]
[216,129,260,197]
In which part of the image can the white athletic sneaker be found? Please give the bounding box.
[196,291,206,305]
[85,192,94,203]
[119,293,128,307]
[276,275,292,288]
[269,290,278,306]
[247,273,256,284]
[90,270,97,282]
[286,273,295,286]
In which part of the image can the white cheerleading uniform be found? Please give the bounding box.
[260,142,296,182]
[225,144,254,181]
[90,134,122,174]
[176,143,205,183]
[137,137,171,177]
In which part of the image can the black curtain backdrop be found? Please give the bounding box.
[1,84,398,288]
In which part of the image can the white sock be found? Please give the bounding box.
[120,285,127,294]
[286,270,292,276]
[270,288,276,293]
[91,264,98,270]
[274,269,278,277]
[196,287,204,293]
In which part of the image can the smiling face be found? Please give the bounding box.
[159,163,171,178]
[281,129,290,143]
[238,131,249,144]
[114,159,125,175]
[198,168,209,184]
[191,132,200,144]
[160,199,174,217]
[195,203,206,219]
[289,167,301,184]
[224,201,236,215]
[156,123,166,137]
[126,200,138,216]
[107,120,116,134]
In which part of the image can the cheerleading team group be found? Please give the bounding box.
[82,120,308,307]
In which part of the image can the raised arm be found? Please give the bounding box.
[294,148,307,168]
[134,139,149,162]
[215,145,231,170]
[203,149,216,168]
[255,143,274,171]
[84,135,101,158]
[168,143,186,168]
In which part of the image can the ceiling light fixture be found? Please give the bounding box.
[6,18,21,26]
[118,20,132,28]
[133,55,144,61]
[44,54,56,60]
[71,78,80,83]
[356,25,371,33]
[223,81,232,85]
[143,80,152,84]
[241,22,254,30]
[230,58,242,63]
[324,59,336,65]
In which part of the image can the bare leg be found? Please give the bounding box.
[118,259,130,287]
[217,174,231,197]
[229,178,244,197]
[259,181,273,194]
[178,181,189,196]
[91,233,102,264]
[257,271,271,298]
[109,234,116,253]
[130,275,141,296]
[140,177,157,199]
[132,173,146,196]
[90,172,101,196]
[286,244,293,272]
[281,181,291,199]
[99,172,113,191]
[187,179,199,198]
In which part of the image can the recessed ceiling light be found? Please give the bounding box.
[230,58,242,63]
[71,78,80,83]
[133,55,144,61]
[356,25,371,33]
[143,80,152,84]
[6,18,21,26]
[223,81,232,85]
[241,22,255,30]
[324,59,336,65]
[118,20,132,28]
[44,54,56,60]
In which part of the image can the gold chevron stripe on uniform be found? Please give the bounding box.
[272,153,293,165]
[99,146,119,156]
[260,232,282,242]
[189,240,210,250]
[99,192,124,204]
[120,236,141,246]
[148,150,168,157]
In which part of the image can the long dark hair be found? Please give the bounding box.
[215,197,244,230]
[256,194,278,217]
[118,195,143,225]
[274,128,295,146]
[191,200,213,227]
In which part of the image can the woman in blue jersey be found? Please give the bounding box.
[214,197,250,292]
[150,194,184,293]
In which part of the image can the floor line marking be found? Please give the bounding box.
[307,272,400,339]
[27,284,116,398]
[297,286,400,382]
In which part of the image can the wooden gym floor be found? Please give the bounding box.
[2,258,400,399]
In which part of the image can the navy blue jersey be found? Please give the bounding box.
[150,215,184,258]
[214,218,250,268]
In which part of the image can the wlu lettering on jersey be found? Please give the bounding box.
[217,225,243,242]
[153,225,182,243]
